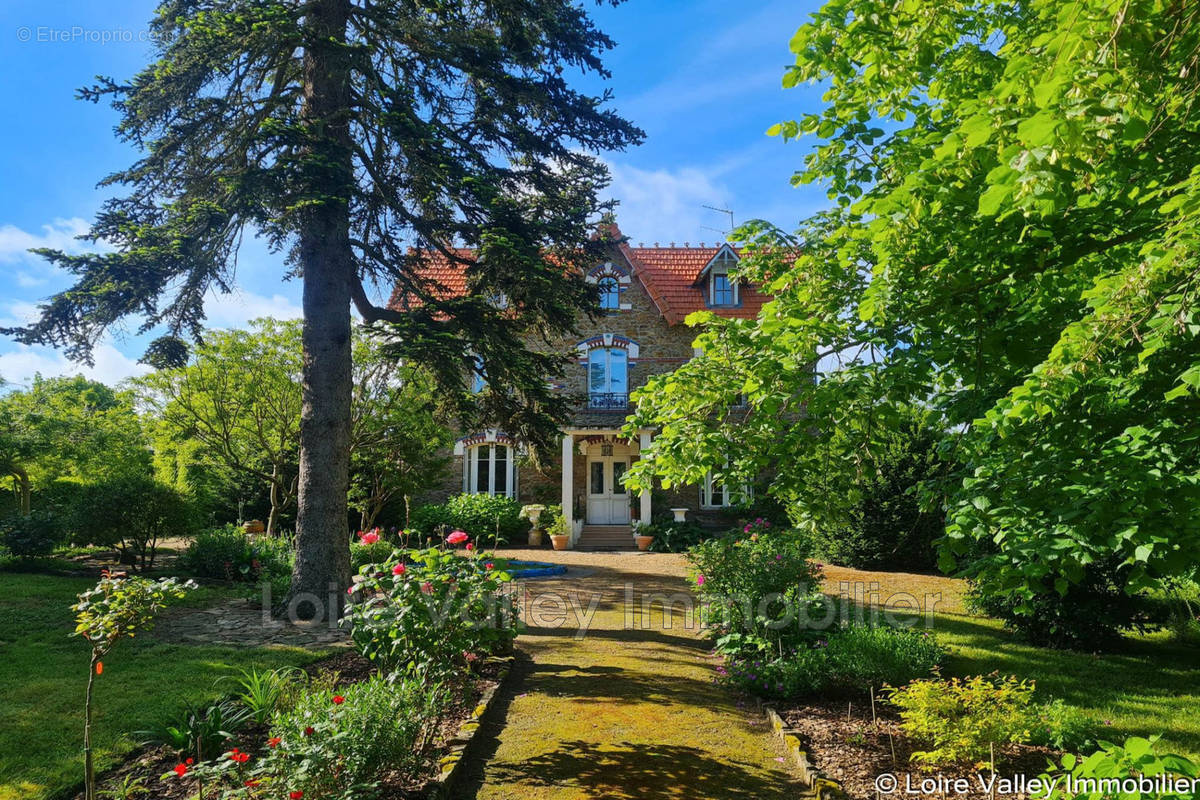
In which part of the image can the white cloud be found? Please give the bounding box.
[0,342,150,390]
[0,217,91,263]
[604,160,735,245]
[203,287,303,328]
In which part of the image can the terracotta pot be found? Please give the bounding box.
[528,529,544,547]
[242,520,265,534]
[550,534,570,551]
[635,535,654,551]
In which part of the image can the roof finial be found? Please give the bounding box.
[669,241,675,247]
[654,241,659,247]
[684,241,690,247]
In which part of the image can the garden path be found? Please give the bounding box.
[455,549,802,800]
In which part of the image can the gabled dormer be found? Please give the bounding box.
[694,244,740,308]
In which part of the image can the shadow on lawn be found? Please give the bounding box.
[458,739,794,800]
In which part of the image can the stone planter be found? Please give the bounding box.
[528,528,544,547]
[635,535,654,551]
[242,520,265,534]
[550,533,570,551]
[670,507,689,523]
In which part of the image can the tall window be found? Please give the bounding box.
[465,444,514,497]
[701,469,750,508]
[588,347,628,408]
[598,276,620,310]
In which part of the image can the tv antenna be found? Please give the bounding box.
[701,204,735,237]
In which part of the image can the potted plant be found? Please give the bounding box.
[548,513,571,551]
[520,504,547,546]
[633,521,655,552]
[242,519,265,534]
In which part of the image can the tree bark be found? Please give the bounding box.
[12,467,30,515]
[286,0,354,618]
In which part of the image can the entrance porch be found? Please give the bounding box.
[560,428,653,547]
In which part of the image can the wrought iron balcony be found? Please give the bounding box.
[588,391,630,410]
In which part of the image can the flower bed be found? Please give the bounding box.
[77,651,507,800]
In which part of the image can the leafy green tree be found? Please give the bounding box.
[349,337,450,531]
[137,320,302,536]
[629,0,1200,644]
[0,376,150,514]
[3,0,641,609]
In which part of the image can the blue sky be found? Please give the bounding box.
[0,0,829,388]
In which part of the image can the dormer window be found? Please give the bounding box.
[704,248,740,307]
[598,277,620,310]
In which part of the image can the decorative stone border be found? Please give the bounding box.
[425,655,516,799]
[762,703,847,800]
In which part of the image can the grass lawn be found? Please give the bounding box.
[0,572,330,800]
[823,565,1200,759]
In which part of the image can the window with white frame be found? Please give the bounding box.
[588,346,628,408]
[464,443,514,497]
[598,276,620,310]
[707,249,739,307]
[701,469,751,508]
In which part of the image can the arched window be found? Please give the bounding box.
[465,443,514,497]
[588,347,628,409]
[598,276,620,310]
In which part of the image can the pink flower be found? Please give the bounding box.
[485,562,494,570]
[392,563,406,576]
[359,530,380,545]
[696,574,705,587]
[465,543,474,551]
[446,530,469,545]
[421,581,433,594]
[346,586,355,595]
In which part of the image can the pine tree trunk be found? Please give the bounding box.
[286,0,354,618]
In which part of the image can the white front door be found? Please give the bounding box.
[586,456,631,525]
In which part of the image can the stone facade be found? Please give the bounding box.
[419,237,755,532]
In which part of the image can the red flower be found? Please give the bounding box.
[290,792,305,800]
[303,726,315,737]
[485,562,494,570]
[185,758,194,765]
[392,563,406,576]
[465,543,474,551]
[332,695,345,705]
[244,779,260,787]
[172,763,188,777]
[420,581,433,594]
[268,736,282,748]
[227,748,250,763]
[446,530,469,545]
[359,530,380,545]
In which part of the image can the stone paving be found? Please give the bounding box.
[157,598,350,649]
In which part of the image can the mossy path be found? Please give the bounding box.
[457,550,801,799]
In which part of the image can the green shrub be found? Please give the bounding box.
[724,625,945,698]
[886,674,1035,769]
[222,666,306,725]
[690,528,824,654]
[409,494,528,545]
[965,558,1157,649]
[69,477,196,570]
[1025,698,1100,753]
[178,525,294,595]
[803,415,949,573]
[644,520,714,553]
[342,547,519,682]
[136,699,251,762]
[0,508,68,558]
[1039,737,1198,800]
[260,674,451,798]
[349,538,397,572]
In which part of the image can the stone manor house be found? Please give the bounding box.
[391,224,768,549]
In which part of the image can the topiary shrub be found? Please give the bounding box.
[409,494,529,545]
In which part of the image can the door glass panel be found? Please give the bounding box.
[590,461,605,494]
[612,460,627,494]
[494,446,508,495]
